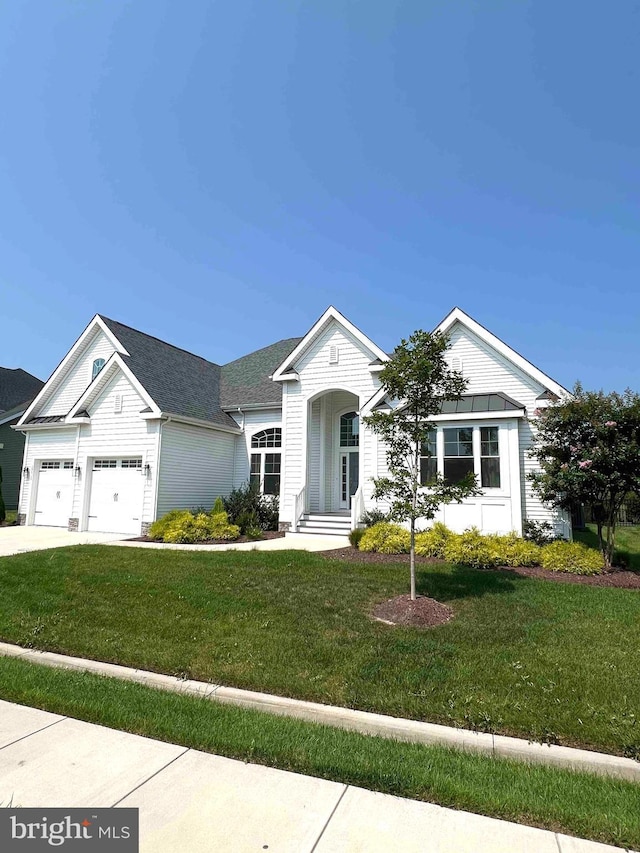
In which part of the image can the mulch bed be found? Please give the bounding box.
[371,594,454,628]
[320,547,640,589]
[128,531,285,545]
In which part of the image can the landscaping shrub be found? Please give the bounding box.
[224,482,279,531]
[236,510,260,536]
[523,518,559,546]
[148,510,193,541]
[149,509,240,544]
[443,528,504,569]
[349,528,366,549]
[360,508,389,528]
[415,522,452,558]
[499,533,542,567]
[359,522,410,554]
[208,511,241,541]
[540,541,604,575]
[212,496,225,514]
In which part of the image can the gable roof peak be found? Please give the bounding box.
[434,306,569,398]
[272,305,388,381]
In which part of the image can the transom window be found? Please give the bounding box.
[94,459,117,469]
[251,428,282,449]
[41,460,73,470]
[92,358,106,380]
[340,412,359,447]
[419,425,502,489]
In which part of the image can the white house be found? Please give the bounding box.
[14,306,571,538]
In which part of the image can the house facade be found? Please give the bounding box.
[14,307,571,538]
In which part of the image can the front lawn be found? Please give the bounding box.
[2,656,639,849]
[0,546,638,756]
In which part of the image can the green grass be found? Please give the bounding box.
[575,523,640,570]
[1,656,639,849]
[0,546,638,756]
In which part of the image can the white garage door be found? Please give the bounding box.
[87,458,144,535]
[34,460,74,527]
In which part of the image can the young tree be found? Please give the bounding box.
[364,330,481,600]
[529,385,640,569]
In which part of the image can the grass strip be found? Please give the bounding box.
[0,655,639,849]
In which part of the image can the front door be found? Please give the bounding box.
[339,451,359,509]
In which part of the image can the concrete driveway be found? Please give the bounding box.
[0,526,126,557]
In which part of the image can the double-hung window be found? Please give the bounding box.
[250,428,281,495]
[419,425,502,489]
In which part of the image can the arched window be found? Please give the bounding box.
[251,428,282,449]
[92,358,106,381]
[250,428,282,495]
[339,412,359,447]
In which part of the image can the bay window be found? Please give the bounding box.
[419,424,502,489]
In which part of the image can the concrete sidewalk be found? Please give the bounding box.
[110,531,350,551]
[0,699,630,852]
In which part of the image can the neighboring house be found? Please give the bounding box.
[0,368,44,511]
[14,307,571,537]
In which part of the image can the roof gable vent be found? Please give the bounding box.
[450,356,463,373]
[329,345,339,364]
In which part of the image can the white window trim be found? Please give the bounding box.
[420,421,510,497]
[250,429,282,496]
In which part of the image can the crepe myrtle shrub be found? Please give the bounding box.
[528,384,640,569]
[364,330,481,600]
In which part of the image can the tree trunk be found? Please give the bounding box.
[410,516,416,601]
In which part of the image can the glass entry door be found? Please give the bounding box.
[339,451,359,509]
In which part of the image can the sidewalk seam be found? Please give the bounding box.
[0,716,67,752]
[110,746,191,808]
[309,784,349,853]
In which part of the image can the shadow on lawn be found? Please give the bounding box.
[416,564,521,602]
[574,527,640,572]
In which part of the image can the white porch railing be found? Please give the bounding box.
[350,485,364,531]
[292,485,307,533]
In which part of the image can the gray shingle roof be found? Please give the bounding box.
[220,338,303,409]
[0,369,43,413]
[99,317,239,429]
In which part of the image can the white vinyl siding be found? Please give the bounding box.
[280,319,381,522]
[445,322,568,535]
[38,330,116,417]
[74,371,159,527]
[156,421,236,516]
[229,409,282,490]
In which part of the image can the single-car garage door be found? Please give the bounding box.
[87,458,144,535]
[34,460,74,527]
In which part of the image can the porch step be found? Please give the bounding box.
[296,513,352,536]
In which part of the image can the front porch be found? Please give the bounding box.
[291,389,366,533]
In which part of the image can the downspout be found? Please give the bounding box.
[233,407,245,489]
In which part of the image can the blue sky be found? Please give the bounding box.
[1,1,638,392]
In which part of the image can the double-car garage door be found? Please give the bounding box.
[34,457,144,535]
